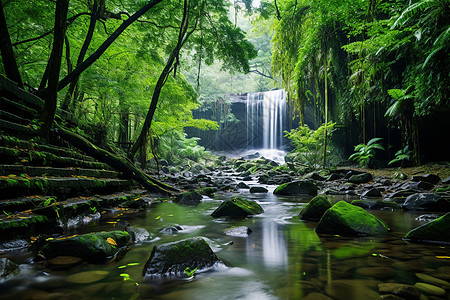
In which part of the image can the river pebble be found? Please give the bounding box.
[416,273,450,288]
[414,282,446,296]
[378,283,421,300]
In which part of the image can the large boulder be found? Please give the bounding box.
[274,180,318,196]
[250,186,268,193]
[402,193,450,211]
[412,174,441,185]
[348,172,373,184]
[173,191,203,205]
[351,199,401,210]
[142,237,221,280]
[37,231,130,263]
[299,195,332,221]
[404,212,450,244]
[211,197,264,218]
[316,201,389,237]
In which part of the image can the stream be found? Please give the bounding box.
[1,178,449,300]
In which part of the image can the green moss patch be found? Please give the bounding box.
[404,212,450,244]
[316,201,389,237]
[211,196,264,218]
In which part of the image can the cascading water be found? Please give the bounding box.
[246,89,288,162]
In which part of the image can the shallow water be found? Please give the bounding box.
[1,184,449,300]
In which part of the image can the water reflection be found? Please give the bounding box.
[263,220,287,268]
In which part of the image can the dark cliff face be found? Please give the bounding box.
[186,92,294,152]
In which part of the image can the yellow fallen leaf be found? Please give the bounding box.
[107,238,117,246]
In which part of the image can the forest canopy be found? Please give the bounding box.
[1,0,449,167]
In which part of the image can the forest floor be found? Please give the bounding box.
[343,162,450,180]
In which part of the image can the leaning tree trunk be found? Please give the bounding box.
[129,0,192,159]
[0,0,23,88]
[39,0,69,141]
[322,45,328,169]
[55,125,178,195]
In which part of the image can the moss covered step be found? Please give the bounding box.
[0,146,110,170]
[0,190,148,217]
[0,109,32,125]
[0,177,134,200]
[0,96,39,120]
[0,213,58,242]
[0,135,99,163]
[0,165,120,179]
[0,75,44,111]
[0,119,38,138]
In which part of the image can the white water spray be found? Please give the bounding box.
[246,89,287,150]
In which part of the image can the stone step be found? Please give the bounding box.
[0,176,134,200]
[0,119,38,138]
[0,96,38,120]
[0,109,31,125]
[0,165,120,179]
[0,146,110,170]
[0,189,150,242]
[0,135,98,163]
[0,75,44,111]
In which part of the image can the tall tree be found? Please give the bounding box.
[39,0,69,140]
[0,0,23,87]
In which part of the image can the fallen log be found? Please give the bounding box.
[55,125,178,196]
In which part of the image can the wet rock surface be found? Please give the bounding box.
[36,231,131,263]
[404,212,450,244]
[299,195,332,221]
[211,196,264,218]
[316,201,389,237]
[0,257,20,280]
[274,180,318,196]
[142,237,221,280]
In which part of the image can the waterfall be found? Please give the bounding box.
[246,89,287,150]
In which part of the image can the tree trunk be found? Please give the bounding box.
[61,0,104,111]
[55,125,178,195]
[322,46,328,169]
[39,0,69,141]
[41,0,163,96]
[118,106,130,150]
[0,0,23,88]
[129,0,193,159]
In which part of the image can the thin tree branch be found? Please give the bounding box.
[249,69,273,79]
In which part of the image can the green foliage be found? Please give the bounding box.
[285,122,336,169]
[349,138,385,168]
[388,145,412,166]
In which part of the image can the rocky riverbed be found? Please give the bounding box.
[1,154,450,300]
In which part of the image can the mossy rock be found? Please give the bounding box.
[211,196,264,218]
[273,180,318,196]
[236,162,257,172]
[196,187,216,197]
[299,195,332,221]
[142,237,221,280]
[173,191,203,206]
[316,201,389,237]
[38,231,131,262]
[404,212,450,244]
